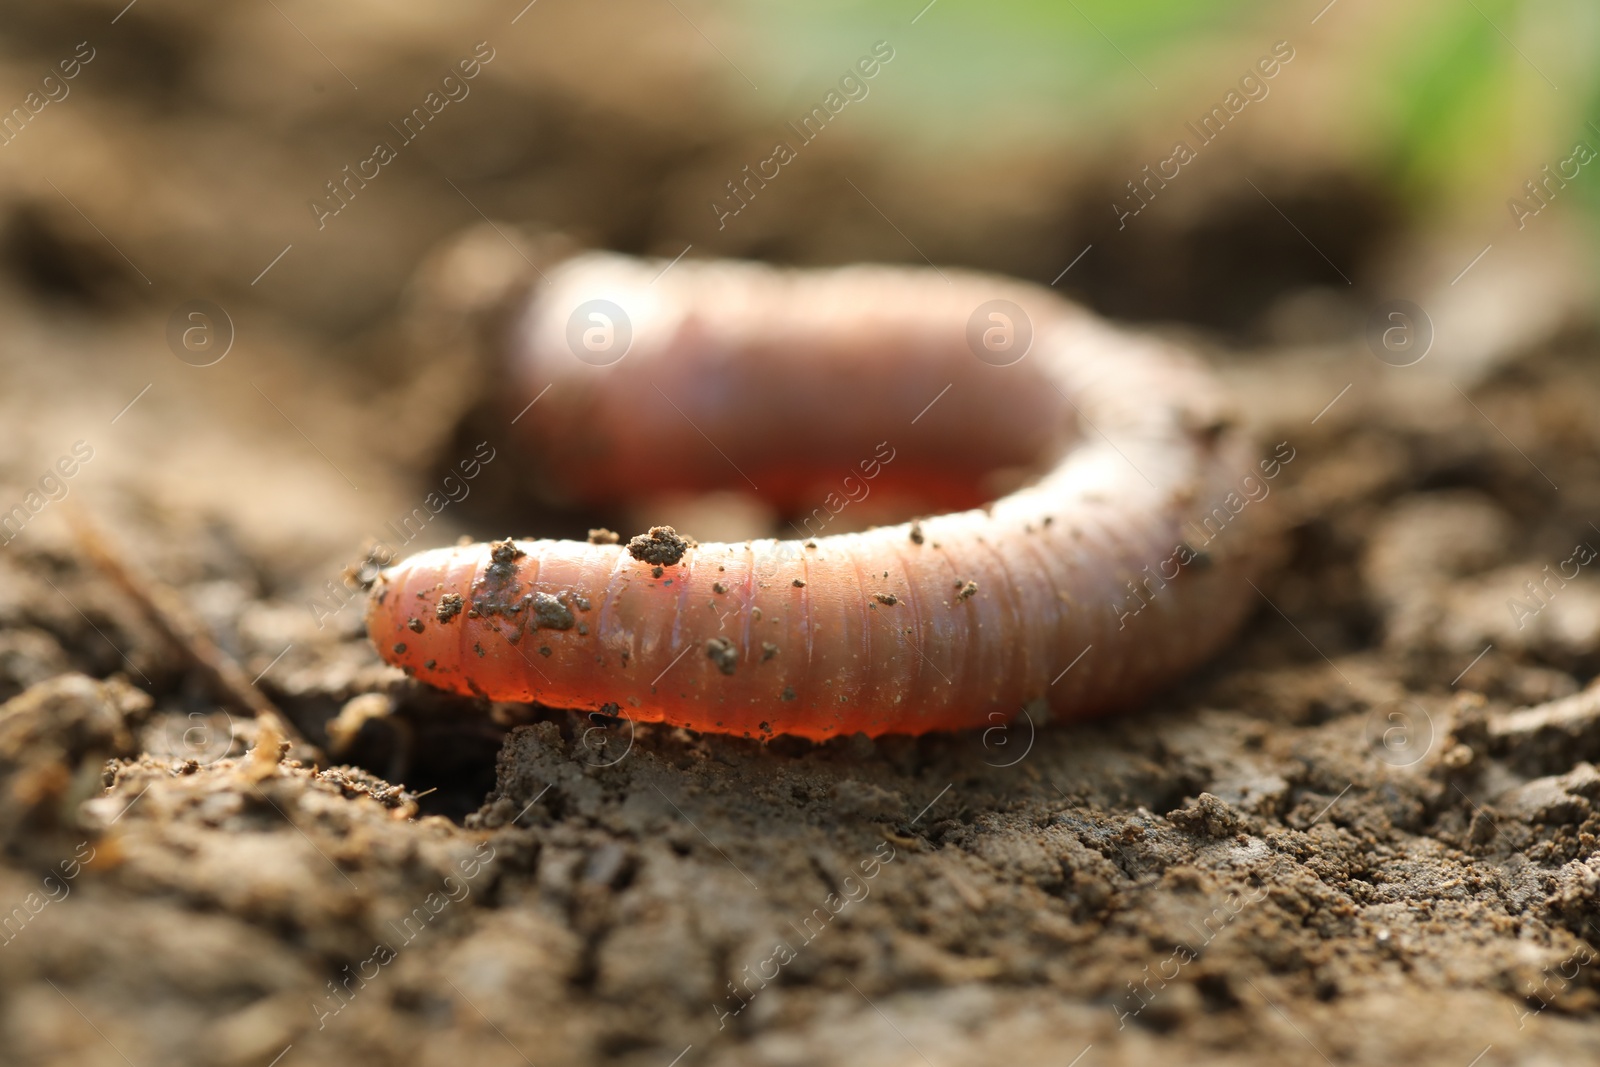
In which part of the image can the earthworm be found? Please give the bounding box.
[366,251,1281,739]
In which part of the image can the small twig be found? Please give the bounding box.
[63,505,316,755]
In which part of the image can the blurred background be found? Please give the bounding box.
[0,0,1596,553]
[8,0,1600,327]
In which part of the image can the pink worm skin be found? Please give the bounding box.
[367,252,1280,739]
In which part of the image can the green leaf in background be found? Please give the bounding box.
[733,0,1600,229]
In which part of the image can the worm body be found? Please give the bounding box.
[367,252,1280,739]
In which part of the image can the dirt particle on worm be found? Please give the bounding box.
[651,565,664,579]
[539,646,552,657]
[392,643,406,654]
[793,578,806,588]
[873,593,899,606]
[909,521,924,545]
[956,580,978,601]
[780,686,796,701]
[407,617,425,633]
[712,581,728,594]
[627,525,690,566]
[532,592,576,630]
[588,528,620,545]
[705,637,738,675]
[762,642,779,662]
[435,593,464,624]
[489,538,526,567]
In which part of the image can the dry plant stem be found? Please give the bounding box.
[64,505,315,754]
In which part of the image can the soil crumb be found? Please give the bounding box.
[705,637,738,675]
[436,591,464,623]
[627,525,690,566]
[533,592,576,631]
